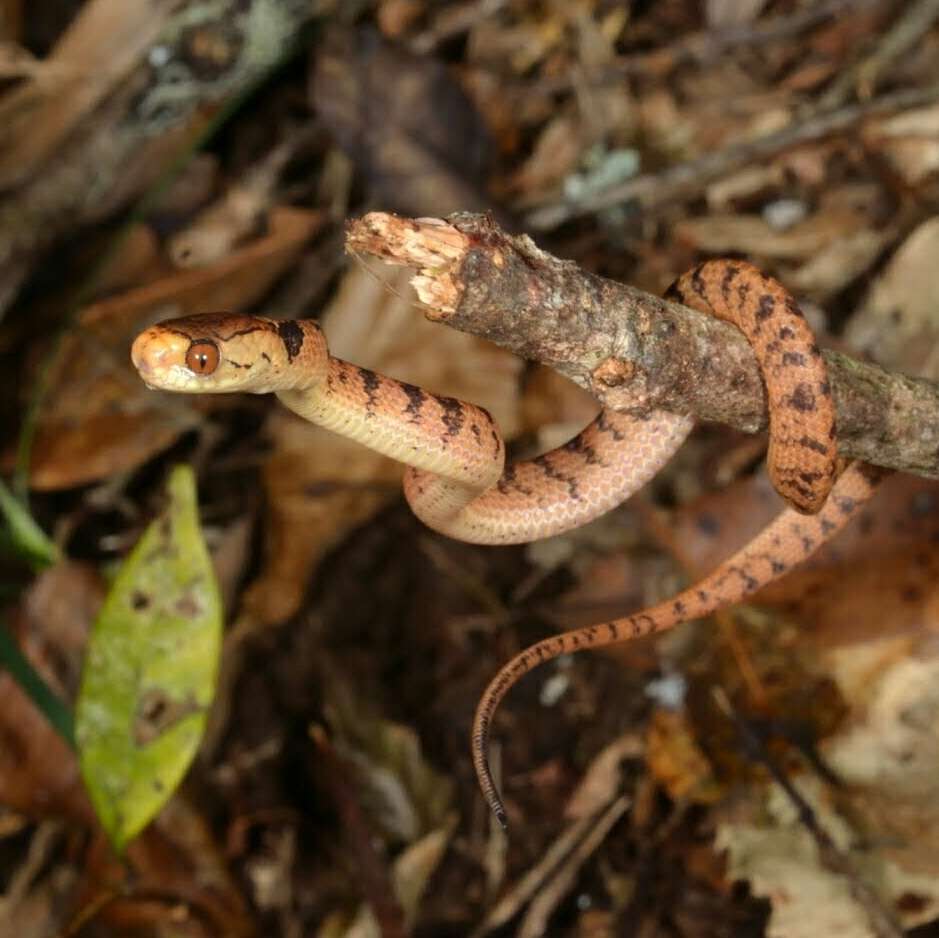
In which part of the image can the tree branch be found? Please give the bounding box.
[346,212,939,480]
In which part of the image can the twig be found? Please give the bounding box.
[712,688,905,938]
[410,0,511,55]
[524,0,887,96]
[816,0,939,110]
[615,0,885,78]
[668,0,883,65]
[0,0,316,319]
[309,725,408,938]
[526,82,939,228]
[471,796,629,937]
[346,212,939,479]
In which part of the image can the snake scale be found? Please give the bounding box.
[131,258,884,828]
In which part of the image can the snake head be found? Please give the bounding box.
[131,312,325,394]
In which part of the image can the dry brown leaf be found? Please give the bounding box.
[91,222,164,295]
[376,0,423,39]
[706,163,787,209]
[0,562,102,823]
[244,414,401,626]
[686,495,939,932]
[564,732,643,820]
[311,28,496,217]
[25,206,322,490]
[674,209,868,261]
[715,776,916,938]
[0,0,183,187]
[636,87,691,156]
[846,216,939,379]
[864,103,939,186]
[667,471,939,645]
[706,0,769,28]
[78,797,254,937]
[645,709,722,804]
[168,127,315,269]
[468,13,562,74]
[785,227,895,297]
[822,644,939,893]
[507,114,584,196]
[763,548,939,649]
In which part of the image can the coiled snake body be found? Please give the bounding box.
[132,259,883,828]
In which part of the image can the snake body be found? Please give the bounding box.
[132,316,694,544]
[131,259,882,828]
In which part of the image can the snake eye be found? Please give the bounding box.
[185,340,219,375]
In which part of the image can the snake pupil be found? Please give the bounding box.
[186,340,220,375]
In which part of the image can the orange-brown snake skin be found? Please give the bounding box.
[131,259,883,829]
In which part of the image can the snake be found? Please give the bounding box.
[130,259,884,829]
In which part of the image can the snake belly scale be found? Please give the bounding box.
[131,259,883,828]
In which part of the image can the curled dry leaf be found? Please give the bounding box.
[824,646,939,885]
[716,771,939,936]
[863,102,939,186]
[674,207,871,262]
[784,227,895,298]
[846,216,939,380]
[564,732,643,820]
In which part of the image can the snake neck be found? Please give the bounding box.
[277,358,506,493]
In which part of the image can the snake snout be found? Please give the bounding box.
[131,328,188,389]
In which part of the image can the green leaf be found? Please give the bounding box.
[0,479,58,569]
[76,465,222,850]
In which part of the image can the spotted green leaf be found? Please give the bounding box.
[76,465,221,850]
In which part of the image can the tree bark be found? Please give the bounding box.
[346,211,939,479]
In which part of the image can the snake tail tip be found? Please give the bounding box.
[495,809,508,832]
